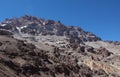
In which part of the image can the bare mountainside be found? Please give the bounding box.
[0,15,120,77]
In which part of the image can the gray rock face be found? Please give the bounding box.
[0,15,101,44]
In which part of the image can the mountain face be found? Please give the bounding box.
[0,15,101,43]
[0,15,120,77]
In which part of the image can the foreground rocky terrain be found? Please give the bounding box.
[0,15,120,77]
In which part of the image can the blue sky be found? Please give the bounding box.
[0,0,120,41]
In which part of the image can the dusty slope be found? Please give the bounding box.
[85,41,120,76]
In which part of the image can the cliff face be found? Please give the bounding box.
[0,15,120,77]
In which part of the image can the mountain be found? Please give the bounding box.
[0,15,120,77]
[0,15,101,43]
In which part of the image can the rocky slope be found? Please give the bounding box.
[0,15,120,77]
[0,34,110,77]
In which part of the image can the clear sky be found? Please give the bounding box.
[0,0,120,41]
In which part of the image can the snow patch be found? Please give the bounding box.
[16,27,21,32]
[20,26,27,29]
[16,26,27,32]
[1,24,6,27]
